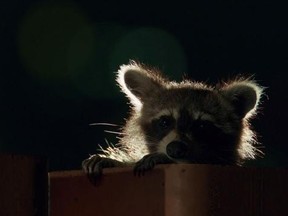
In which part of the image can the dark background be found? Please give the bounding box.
[1,0,287,171]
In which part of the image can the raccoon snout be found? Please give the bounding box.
[166,141,188,159]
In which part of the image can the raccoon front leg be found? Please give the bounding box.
[82,154,123,185]
[133,152,173,176]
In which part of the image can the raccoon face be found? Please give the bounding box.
[117,61,263,165]
[139,90,243,165]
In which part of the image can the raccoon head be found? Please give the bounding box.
[117,61,264,165]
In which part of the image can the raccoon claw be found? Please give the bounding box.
[82,155,117,185]
[133,153,173,176]
[82,155,103,185]
[133,155,156,176]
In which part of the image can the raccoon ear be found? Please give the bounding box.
[221,80,263,119]
[116,62,163,109]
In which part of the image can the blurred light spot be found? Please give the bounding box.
[18,2,92,82]
[109,27,187,81]
[18,2,126,98]
[67,23,126,98]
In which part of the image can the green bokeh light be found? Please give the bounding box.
[109,27,187,81]
[67,23,126,98]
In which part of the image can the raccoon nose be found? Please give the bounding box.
[166,141,188,159]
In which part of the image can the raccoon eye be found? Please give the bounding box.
[195,120,215,131]
[158,115,173,130]
[193,120,221,141]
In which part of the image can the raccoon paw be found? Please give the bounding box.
[82,155,117,185]
[133,153,172,176]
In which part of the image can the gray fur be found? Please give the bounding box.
[82,61,264,179]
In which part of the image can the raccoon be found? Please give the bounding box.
[82,61,264,181]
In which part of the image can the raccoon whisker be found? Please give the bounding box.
[90,122,119,127]
[104,139,122,148]
[104,130,124,135]
[255,148,265,157]
[97,143,106,152]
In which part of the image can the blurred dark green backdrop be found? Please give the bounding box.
[0,0,286,170]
